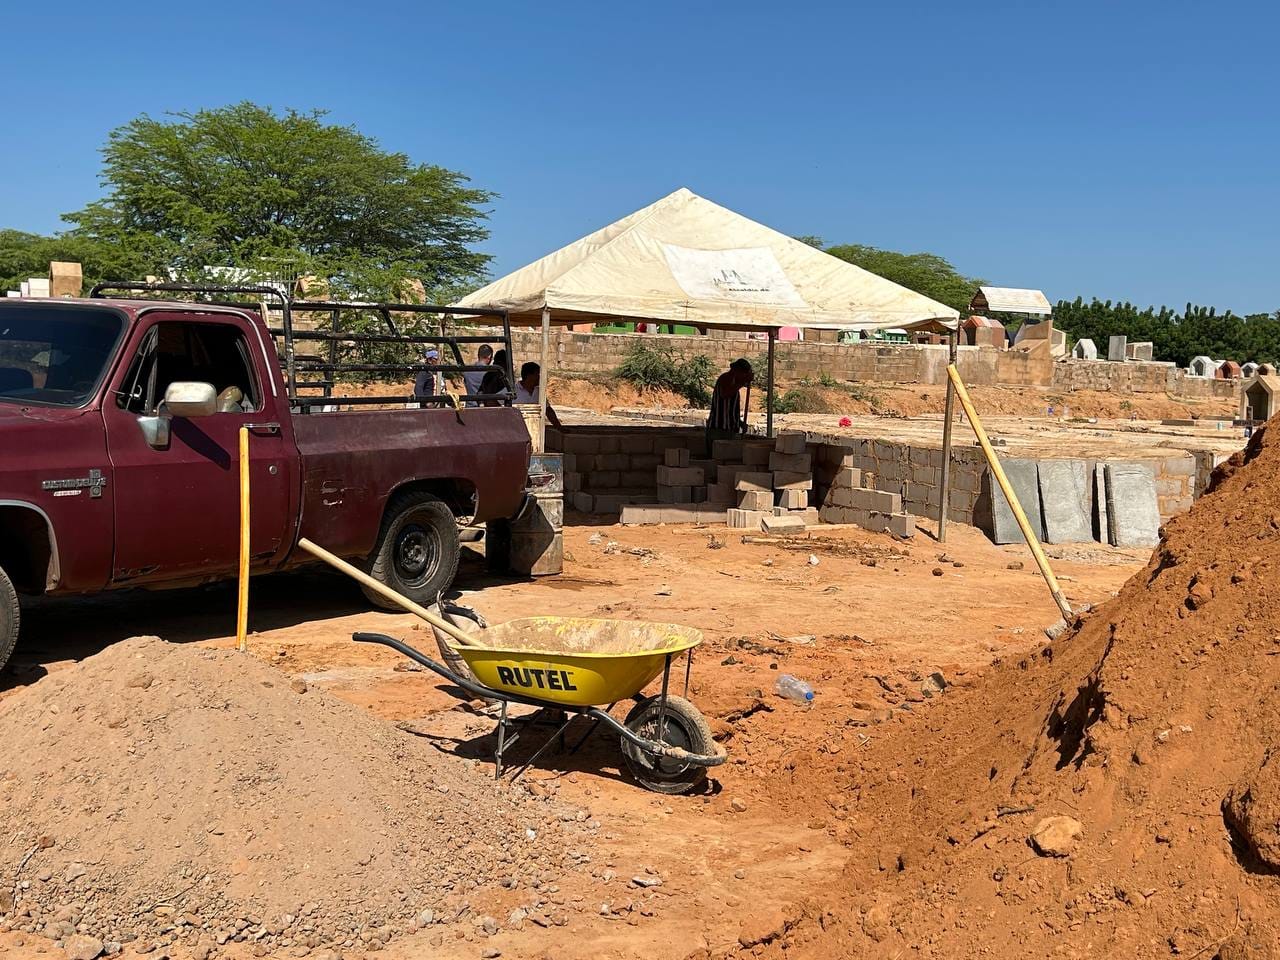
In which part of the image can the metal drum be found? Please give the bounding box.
[509,453,563,576]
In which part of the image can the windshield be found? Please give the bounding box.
[0,305,125,407]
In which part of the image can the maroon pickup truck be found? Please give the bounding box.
[0,288,533,670]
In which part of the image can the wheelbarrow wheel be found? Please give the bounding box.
[621,695,714,795]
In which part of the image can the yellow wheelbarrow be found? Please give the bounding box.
[356,617,725,794]
[299,538,726,794]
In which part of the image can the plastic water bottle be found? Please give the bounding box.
[775,674,814,703]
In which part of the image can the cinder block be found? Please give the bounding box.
[621,470,654,487]
[619,435,654,454]
[561,453,578,472]
[598,453,630,471]
[591,494,631,515]
[798,507,821,526]
[656,466,705,486]
[779,488,808,509]
[631,454,660,470]
[620,504,664,525]
[660,505,700,524]
[826,485,856,508]
[591,471,621,489]
[775,431,807,455]
[664,447,690,467]
[769,452,812,474]
[727,508,770,530]
[563,435,600,455]
[772,471,814,490]
[689,458,718,482]
[571,492,594,512]
[656,485,675,503]
[862,511,891,534]
[742,444,773,466]
[738,489,772,511]
[706,482,734,504]
[762,513,806,533]
[851,488,902,513]
[734,471,774,492]
[564,472,582,492]
[888,513,916,538]
[672,485,692,503]
[834,466,861,488]
[712,438,745,461]
[598,435,620,454]
[694,507,729,524]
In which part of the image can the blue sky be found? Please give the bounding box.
[2,0,1276,312]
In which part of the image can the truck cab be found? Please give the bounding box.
[0,288,533,671]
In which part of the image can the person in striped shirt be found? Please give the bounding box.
[707,358,753,439]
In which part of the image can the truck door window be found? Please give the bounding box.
[121,321,260,415]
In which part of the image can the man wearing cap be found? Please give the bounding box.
[414,348,443,406]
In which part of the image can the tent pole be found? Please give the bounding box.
[766,328,776,438]
[539,305,551,452]
[938,328,958,542]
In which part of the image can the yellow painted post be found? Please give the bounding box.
[236,426,250,651]
[945,364,1073,622]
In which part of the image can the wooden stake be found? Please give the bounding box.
[945,364,1072,621]
[236,426,250,651]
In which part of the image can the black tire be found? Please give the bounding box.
[363,492,460,610]
[621,695,715,795]
[0,565,18,675]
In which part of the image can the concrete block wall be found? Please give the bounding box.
[548,426,708,515]
[506,328,1236,401]
[1050,358,1236,400]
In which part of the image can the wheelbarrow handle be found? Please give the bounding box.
[354,631,493,700]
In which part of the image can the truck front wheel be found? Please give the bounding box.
[0,565,18,674]
[364,492,460,610]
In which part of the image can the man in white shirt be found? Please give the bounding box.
[462,344,492,406]
[514,361,561,428]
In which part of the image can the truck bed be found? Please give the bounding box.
[290,405,532,560]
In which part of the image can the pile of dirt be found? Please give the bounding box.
[730,421,1280,958]
[0,638,589,956]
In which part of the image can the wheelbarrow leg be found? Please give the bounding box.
[657,653,672,744]
[494,700,509,779]
[508,712,577,784]
[567,701,618,755]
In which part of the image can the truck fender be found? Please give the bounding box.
[0,502,61,593]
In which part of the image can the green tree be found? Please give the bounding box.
[821,243,983,313]
[0,228,149,294]
[63,102,494,300]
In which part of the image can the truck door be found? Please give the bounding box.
[102,310,294,585]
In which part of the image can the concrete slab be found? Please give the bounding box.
[979,458,1044,544]
[1108,335,1127,362]
[1038,460,1093,543]
[1105,463,1161,547]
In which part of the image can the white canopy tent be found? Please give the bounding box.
[456,187,958,450]
[458,187,959,333]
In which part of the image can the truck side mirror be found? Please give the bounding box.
[163,381,218,418]
[136,381,218,449]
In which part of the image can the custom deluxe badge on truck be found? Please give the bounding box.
[41,469,108,499]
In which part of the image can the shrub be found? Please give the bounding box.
[616,344,714,406]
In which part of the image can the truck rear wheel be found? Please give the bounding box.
[364,492,460,610]
[0,565,18,674]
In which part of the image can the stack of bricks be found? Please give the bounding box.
[554,427,705,516]
[817,453,916,537]
[722,431,820,532]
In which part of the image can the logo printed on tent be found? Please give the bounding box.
[661,243,808,308]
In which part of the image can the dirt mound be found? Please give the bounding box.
[728,421,1280,958]
[0,638,588,955]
